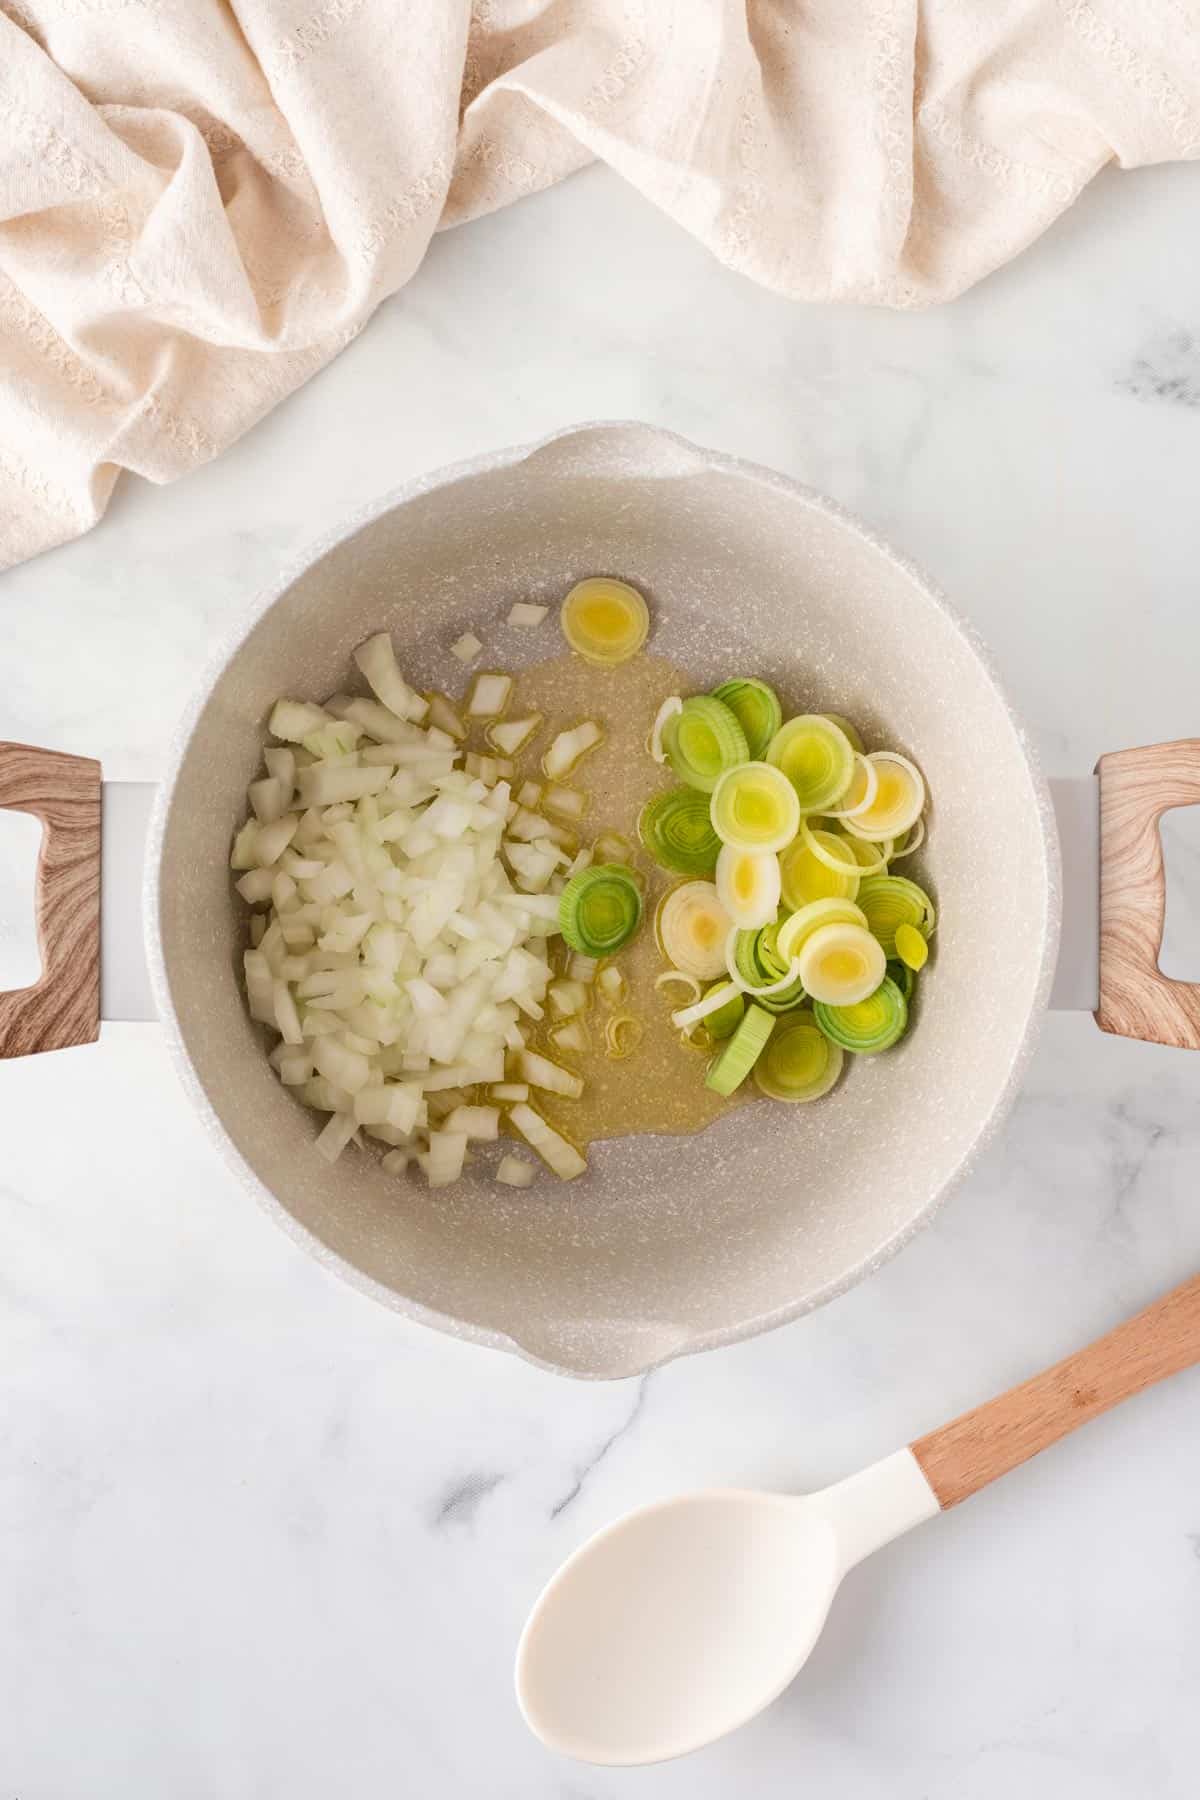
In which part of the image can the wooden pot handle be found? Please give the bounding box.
[0,742,101,1059]
[1096,738,1200,1050]
[911,1271,1200,1508]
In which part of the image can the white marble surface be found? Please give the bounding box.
[4,161,1200,1797]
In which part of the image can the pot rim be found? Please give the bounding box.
[144,420,1062,1380]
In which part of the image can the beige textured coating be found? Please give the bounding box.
[146,424,1060,1380]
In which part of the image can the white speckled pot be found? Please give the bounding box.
[140,423,1061,1379]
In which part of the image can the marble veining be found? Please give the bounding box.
[2,158,1200,1796]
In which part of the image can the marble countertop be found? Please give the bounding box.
[4,161,1200,1798]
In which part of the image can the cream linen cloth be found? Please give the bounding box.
[2,1,1199,570]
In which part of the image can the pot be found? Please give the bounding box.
[3,423,1198,1379]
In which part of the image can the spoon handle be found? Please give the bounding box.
[910,1271,1200,1508]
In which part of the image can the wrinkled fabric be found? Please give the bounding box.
[1,0,1197,569]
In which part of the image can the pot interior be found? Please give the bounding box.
[154,426,1056,1377]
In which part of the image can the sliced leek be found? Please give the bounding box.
[855,874,936,958]
[558,864,643,956]
[649,697,683,764]
[754,1013,843,1101]
[795,922,886,1006]
[822,713,864,753]
[779,830,860,908]
[653,969,701,1004]
[726,926,805,1012]
[886,958,915,1001]
[663,697,749,794]
[657,880,732,980]
[775,896,868,964]
[715,844,781,930]
[813,975,908,1054]
[710,678,782,761]
[705,1004,774,1096]
[639,787,721,875]
[605,1014,643,1059]
[888,816,926,861]
[824,754,878,820]
[893,921,929,971]
[700,980,744,1040]
[799,816,890,877]
[561,577,650,666]
[766,714,855,813]
[710,761,800,855]
[841,752,925,842]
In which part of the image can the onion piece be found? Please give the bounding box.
[543,783,587,821]
[354,633,428,723]
[517,1050,584,1099]
[467,672,514,719]
[507,603,548,628]
[508,1103,587,1179]
[443,1104,500,1140]
[451,633,483,663]
[269,700,331,743]
[315,1113,358,1163]
[496,1154,536,1186]
[425,693,467,740]
[487,714,542,756]
[592,831,633,865]
[542,720,603,780]
[550,1019,590,1055]
[417,1130,469,1188]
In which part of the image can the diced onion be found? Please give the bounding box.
[487,715,542,756]
[507,603,548,628]
[508,1103,587,1179]
[354,633,428,723]
[451,633,483,663]
[467,672,514,719]
[543,720,604,779]
[496,1154,536,1186]
[517,1050,584,1099]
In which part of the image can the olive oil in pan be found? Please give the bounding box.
[477,650,754,1150]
